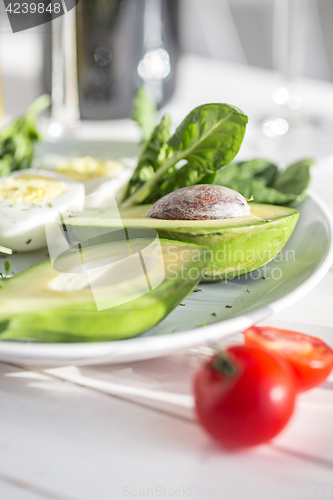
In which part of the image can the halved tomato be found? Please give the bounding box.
[244,326,333,393]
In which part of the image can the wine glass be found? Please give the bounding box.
[249,0,333,164]
[48,9,80,142]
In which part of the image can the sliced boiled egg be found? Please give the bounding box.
[36,155,134,208]
[55,156,124,182]
[0,169,85,252]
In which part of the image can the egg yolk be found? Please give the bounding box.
[55,156,124,182]
[0,175,67,204]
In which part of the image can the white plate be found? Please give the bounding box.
[0,142,332,366]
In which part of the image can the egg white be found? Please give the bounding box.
[0,169,85,252]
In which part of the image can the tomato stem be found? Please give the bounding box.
[211,351,238,377]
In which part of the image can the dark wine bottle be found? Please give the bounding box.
[75,0,179,120]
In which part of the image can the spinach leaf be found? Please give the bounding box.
[272,158,313,204]
[215,159,278,185]
[123,103,248,206]
[145,162,208,203]
[168,103,247,169]
[233,178,296,204]
[131,87,158,142]
[126,113,172,198]
[214,157,313,206]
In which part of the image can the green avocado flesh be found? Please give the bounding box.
[63,203,299,281]
[0,239,209,342]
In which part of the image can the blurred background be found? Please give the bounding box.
[0,0,332,117]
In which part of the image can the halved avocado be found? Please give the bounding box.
[0,238,209,342]
[64,203,299,281]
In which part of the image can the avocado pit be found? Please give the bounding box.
[146,185,250,221]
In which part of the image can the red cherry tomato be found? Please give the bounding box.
[194,345,296,449]
[244,326,333,393]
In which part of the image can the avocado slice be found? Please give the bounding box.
[0,238,209,342]
[63,203,299,281]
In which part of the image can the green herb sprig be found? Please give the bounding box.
[0,94,51,177]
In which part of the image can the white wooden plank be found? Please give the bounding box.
[0,479,45,500]
[1,361,333,500]
[0,473,74,500]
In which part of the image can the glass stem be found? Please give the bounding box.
[273,0,308,87]
[51,10,79,127]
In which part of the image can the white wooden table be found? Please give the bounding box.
[1,56,333,500]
